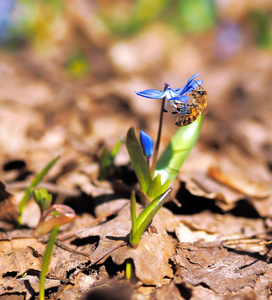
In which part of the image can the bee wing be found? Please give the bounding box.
[175,103,194,115]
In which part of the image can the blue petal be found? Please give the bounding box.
[135,89,167,99]
[186,73,200,85]
[140,130,154,158]
[174,73,202,95]
[187,79,203,90]
[168,95,189,102]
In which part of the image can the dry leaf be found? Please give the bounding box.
[181,171,244,211]
[173,241,271,295]
[0,181,19,223]
[177,211,266,239]
[208,167,270,199]
[75,202,175,286]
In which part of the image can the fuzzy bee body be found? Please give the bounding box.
[174,89,207,127]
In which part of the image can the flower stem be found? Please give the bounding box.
[150,85,167,178]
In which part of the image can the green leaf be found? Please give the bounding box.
[98,138,124,180]
[126,127,152,193]
[32,187,52,212]
[18,156,60,223]
[130,186,173,246]
[98,148,113,180]
[147,174,170,201]
[155,116,203,184]
[111,137,124,158]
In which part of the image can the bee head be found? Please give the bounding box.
[197,90,207,96]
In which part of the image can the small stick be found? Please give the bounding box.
[73,241,127,277]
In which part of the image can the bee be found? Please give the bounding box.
[174,87,208,127]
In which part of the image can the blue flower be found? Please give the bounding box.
[140,130,153,158]
[136,73,203,113]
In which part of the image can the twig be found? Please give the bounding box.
[73,241,127,277]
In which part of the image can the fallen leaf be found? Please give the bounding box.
[0,181,19,223]
[175,222,220,243]
[75,202,175,286]
[173,241,271,295]
[208,167,270,199]
[181,171,243,211]
[177,211,266,239]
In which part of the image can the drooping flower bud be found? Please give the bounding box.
[140,130,154,158]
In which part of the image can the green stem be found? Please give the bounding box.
[39,225,59,300]
[150,92,167,178]
[126,259,133,280]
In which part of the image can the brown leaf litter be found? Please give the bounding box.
[172,241,272,298]
[75,202,175,287]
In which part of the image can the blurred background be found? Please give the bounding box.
[0,0,271,201]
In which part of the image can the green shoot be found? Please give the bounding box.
[39,224,59,300]
[98,138,124,180]
[129,186,173,247]
[32,187,52,214]
[18,156,60,224]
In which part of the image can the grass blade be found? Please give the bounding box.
[18,156,60,223]
[39,224,59,300]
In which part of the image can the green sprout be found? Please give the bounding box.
[39,224,59,300]
[18,156,60,224]
[98,137,124,180]
[129,188,173,247]
[31,188,76,297]
[32,186,52,213]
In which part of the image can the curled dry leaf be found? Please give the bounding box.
[249,195,272,217]
[35,204,77,235]
[176,211,266,241]
[208,167,270,199]
[181,171,244,211]
[75,202,175,287]
[175,222,220,243]
[179,147,272,213]
[0,181,19,223]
